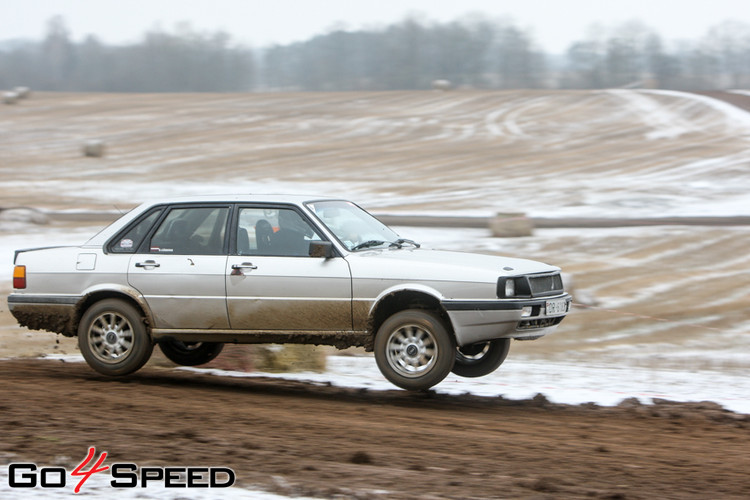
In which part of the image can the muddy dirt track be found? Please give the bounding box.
[2,359,749,499]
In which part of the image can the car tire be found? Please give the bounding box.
[452,339,510,378]
[374,309,455,391]
[77,299,153,376]
[158,340,224,366]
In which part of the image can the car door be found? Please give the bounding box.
[226,206,352,331]
[128,205,231,330]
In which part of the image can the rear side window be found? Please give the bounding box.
[109,209,163,254]
[149,207,229,255]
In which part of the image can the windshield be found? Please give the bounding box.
[306,200,400,251]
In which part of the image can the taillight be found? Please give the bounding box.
[13,265,26,289]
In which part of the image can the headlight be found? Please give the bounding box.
[498,276,531,298]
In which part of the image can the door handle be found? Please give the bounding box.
[231,262,258,270]
[231,262,257,276]
[135,260,160,268]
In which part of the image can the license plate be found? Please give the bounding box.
[546,299,568,316]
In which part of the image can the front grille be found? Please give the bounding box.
[497,272,565,298]
[528,273,563,296]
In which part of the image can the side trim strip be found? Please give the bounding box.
[152,328,364,336]
[7,295,80,305]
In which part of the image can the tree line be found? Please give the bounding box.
[2,15,750,92]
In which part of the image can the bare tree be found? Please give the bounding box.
[3,15,750,92]
[702,21,750,88]
[41,16,75,89]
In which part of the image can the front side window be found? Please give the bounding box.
[149,206,229,255]
[236,207,322,257]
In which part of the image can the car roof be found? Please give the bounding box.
[83,194,340,247]
[137,193,333,206]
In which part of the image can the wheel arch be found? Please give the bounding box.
[367,285,454,348]
[73,285,153,338]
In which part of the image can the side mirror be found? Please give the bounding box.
[309,240,334,259]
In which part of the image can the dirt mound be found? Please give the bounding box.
[694,90,750,112]
[2,359,748,499]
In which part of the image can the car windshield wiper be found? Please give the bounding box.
[351,240,387,251]
[390,238,421,249]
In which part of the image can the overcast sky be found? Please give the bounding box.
[6,0,750,52]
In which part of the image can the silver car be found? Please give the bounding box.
[8,195,571,390]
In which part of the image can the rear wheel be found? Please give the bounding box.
[158,340,224,366]
[374,309,455,391]
[452,339,510,378]
[77,299,153,376]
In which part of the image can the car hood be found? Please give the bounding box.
[345,247,559,283]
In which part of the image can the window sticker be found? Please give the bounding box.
[119,239,133,249]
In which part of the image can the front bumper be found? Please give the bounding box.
[441,294,572,346]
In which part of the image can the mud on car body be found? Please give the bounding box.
[8,195,571,390]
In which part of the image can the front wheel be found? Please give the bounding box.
[452,339,510,378]
[158,340,224,366]
[77,299,153,376]
[374,309,455,391]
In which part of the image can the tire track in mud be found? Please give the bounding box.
[1,358,749,499]
[4,89,749,216]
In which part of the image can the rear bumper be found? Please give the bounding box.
[442,294,572,346]
[7,294,80,336]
